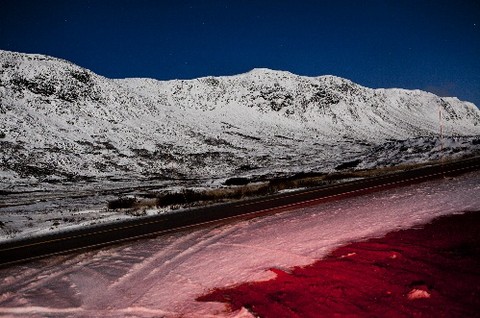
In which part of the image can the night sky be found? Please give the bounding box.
[1,0,479,107]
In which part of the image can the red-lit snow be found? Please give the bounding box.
[0,170,479,317]
[199,211,480,317]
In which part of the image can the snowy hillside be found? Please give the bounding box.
[1,50,479,190]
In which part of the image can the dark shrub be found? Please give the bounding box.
[334,159,362,171]
[224,177,251,186]
[108,197,137,210]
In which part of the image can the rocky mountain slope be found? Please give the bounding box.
[1,50,479,190]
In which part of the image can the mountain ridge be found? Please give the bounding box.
[0,50,479,189]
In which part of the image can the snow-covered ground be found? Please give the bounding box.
[0,170,479,317]
[1,49,479,188]
[0,178,179,240]
[1,49,479,241]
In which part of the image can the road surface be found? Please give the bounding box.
[0,156,479,266]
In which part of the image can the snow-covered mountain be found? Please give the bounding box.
[1,50,479,189]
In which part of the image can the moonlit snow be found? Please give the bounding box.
[1,49,479,188]
[1,50,479,240]
[1,170,478,317]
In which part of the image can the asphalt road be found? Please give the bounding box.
[1,156,479,267]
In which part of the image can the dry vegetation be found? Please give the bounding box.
[107,157,457,213]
